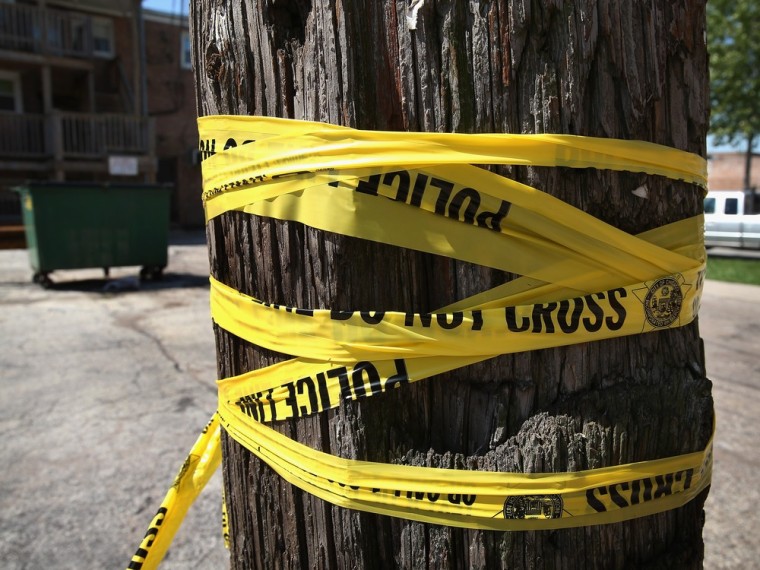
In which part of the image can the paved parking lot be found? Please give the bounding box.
[0,235,225,569]
[0,237,757,569]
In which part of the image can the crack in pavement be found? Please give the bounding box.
[108,308,216,395]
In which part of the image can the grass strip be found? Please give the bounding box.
[707,256,760,285]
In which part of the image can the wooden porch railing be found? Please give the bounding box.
[0,2,95,58]
[0,113,47,156]
[0,111,152,159]
[58,112,149,157]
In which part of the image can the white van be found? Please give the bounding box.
[704,190,760,249]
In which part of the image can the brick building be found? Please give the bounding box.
[707,151,760,191]
[0,0,203,233]
[143,8,202,227]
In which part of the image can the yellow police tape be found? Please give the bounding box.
[128,116,712,569]
[128,418,220,570]
[213,267,704,425]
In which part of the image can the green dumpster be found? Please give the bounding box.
[13,182,171,285]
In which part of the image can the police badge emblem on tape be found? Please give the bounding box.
[633,272,698,331]
[127,115,713,570]
[501,495,564,520]
[645,277,684,327]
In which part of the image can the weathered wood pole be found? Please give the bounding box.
[192,1,712,568]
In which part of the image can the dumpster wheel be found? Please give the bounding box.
[139,265,165,281]
[33,272,53,288]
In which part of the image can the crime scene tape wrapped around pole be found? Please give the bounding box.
[127,116,712,570]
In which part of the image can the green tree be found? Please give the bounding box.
[708,0,760,190]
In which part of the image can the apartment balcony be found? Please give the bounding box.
[0,111,155,176]
[0,2,105,59]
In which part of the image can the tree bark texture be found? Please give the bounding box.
[192,1,712,568]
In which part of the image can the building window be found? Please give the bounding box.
[180,30,192,69]
[92,17,114,58]
[0,71,22,112]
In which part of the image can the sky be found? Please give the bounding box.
[708,135,757,155]
[142,0,188,16]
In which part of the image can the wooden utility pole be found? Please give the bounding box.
[192,2,712,568]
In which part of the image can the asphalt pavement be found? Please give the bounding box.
[0,235,225,569]
[0,238,757,569]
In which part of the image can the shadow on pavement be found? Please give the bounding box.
[169,230,208,246]
[41,272,210,293]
